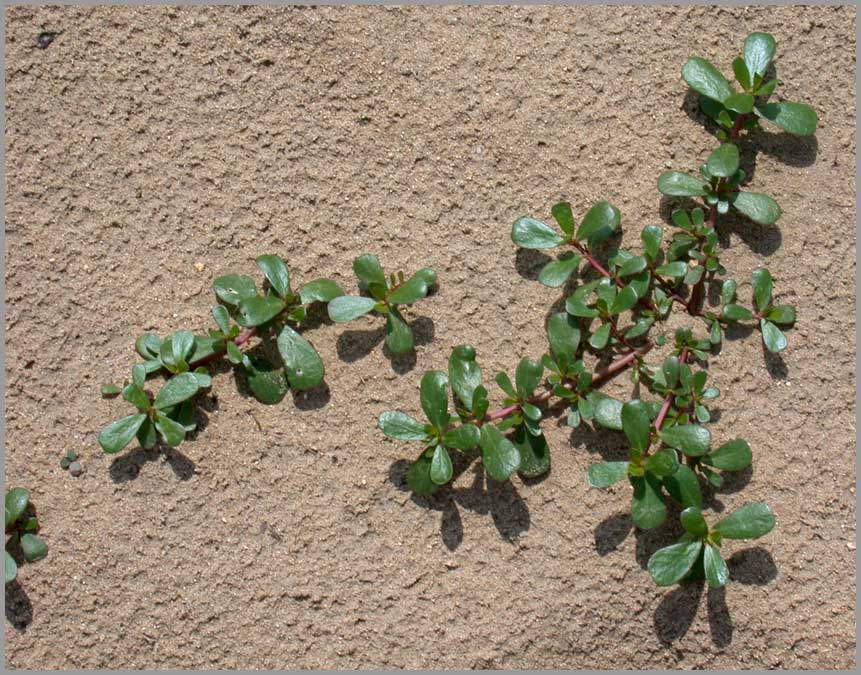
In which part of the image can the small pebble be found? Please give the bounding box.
[68,461,83,477]
[194,262,205,272]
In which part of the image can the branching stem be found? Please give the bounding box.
[654,346,689,431]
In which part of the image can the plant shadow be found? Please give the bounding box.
[108,443,196,483]
[5,580,33,630]
[291,383,331,411]
[336,315,434,374]
[569,423,629,462]
[652,581,734,647]
[388,459,530,551]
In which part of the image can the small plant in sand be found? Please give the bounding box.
[380,32,814,588]
[98,254,436,454]
[5,488,48,585]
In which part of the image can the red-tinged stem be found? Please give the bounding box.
[654,346,689,431]
[482,341,654,424]
[572,241,660,313]
[235,328,256,346]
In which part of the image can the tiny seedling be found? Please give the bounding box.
[382,32,813,590]
[99,253,436,456]
[59,449,77,470]
[5,488,47,584]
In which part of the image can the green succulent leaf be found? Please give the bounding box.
[713,502,775,539]
[5,488,29,527]
[213,274,257,306]
[420,370,450,430]
[703,439,752,472]
[731,191,781,225]
[385,306,414,355]
[495,371,516,398]
[20,533,48,563]
[136,417,157,450]
[641,224,663,260]
[659,424,711,457]
[631,474,667,529]
[680,506,709,538]
[682,57,734,103]
[99,414,147,454]
[662,464,703,509]
[276,324,324,391]
[538,252,582,288]
[100,384,122,397]
[588,322,612,350]
[154,373,200,410]
[256,254,291,298]
[448,345,482,411]
[299,278,344,305]
[5,550,18,584]
[731,57,751,90]
[135,333,162,360]
[551,201,576,236]
[621,400,652,452]
[648,540,703,586]
[389,272,430,305]
[765,305,796,325]
[610,285,638,315]
[154,414,185,447]
[761,319,788,353]
[724,92,754,114]
[576,201,621,245]
[587,461,629,488]
[707,143,740,178]
[235,295,286,328]
[591,393,623,431]
[353,254,387,287]
[617,255,647,278]
[744,31,776,79]
[244,356,289,405]
[479,424,521,482]
[658,171,709,197]
[378,411,430,441]
[515,358,543,400]
[655,261,688,278]
[443,424,480,451]
[327,296,378,322]
[723,304,754,321]
[756,101,818,136]
[513,425,551,478]
[645,449,680,478]
[704,542,729,588]
[430,445,453,485]
[122,383,150,412]
[547,313,581,364]
[751,267,773,311]
[511,217,565,249]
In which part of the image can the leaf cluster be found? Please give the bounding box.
[5,488,47,585]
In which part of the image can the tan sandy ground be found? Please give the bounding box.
[4,5,856,669]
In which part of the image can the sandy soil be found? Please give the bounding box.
[4,5,856,669]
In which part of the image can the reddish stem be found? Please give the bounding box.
[482,342,653,424]
[654,346,689,431]
[235,328,256,346]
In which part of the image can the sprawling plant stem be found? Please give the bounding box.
[483,341,654,423]
[654,346,689,431]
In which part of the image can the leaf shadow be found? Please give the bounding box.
[291,383,331,411]
[108,443,196,483]
[336,315,434,374]
[5,580,33,630]
[727,546,778,585]
[387,459,530,551]
[594,511,633,556]
[707,585,734,647]
[762,342,789,380]
[514,248,551,281]
[568,423,628,462]
[653,580,704,644]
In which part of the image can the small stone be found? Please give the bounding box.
[847,542,856,551]
[444,560,459,570]
[194,262,205,272]
[68,461,83,477]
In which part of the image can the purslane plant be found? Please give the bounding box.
[5,488,47,585]
[381,32,811,589]
[99,254,436,455]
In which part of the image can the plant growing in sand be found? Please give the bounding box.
[98,254,436,454]
[381,31,814,588]
[5,488,48,585]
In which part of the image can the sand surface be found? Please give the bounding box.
[4,5,856,669]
